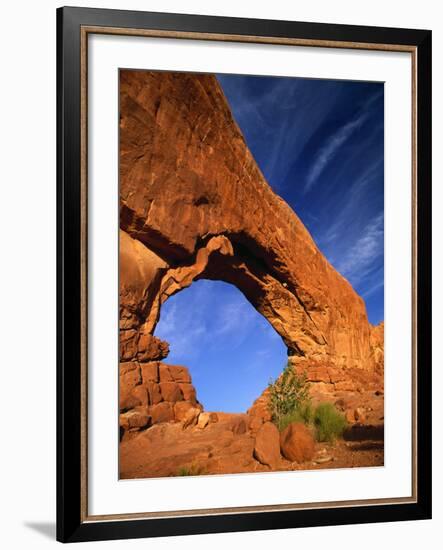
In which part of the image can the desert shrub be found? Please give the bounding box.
[313,402,347,442]
[268,362,311,431]
[177,464,205,476]
[277,402,314,432]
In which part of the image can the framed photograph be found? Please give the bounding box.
[57,6,432,543]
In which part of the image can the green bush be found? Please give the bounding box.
[268,361,311,431]
[277,401,314,432]
[313,402,347,442]
[268,363,347,442]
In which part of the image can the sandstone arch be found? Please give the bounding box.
[119,69,379,373]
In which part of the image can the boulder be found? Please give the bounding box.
[197,412,211,429]
[253,421,281,469]
[182,406,201,429]
[280,423,315,463]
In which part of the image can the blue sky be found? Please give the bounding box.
[155,74,384,413]
[155,280,287,413]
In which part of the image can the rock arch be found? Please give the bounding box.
[119,69,378,374]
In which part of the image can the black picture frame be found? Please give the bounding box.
[57,6,432,543]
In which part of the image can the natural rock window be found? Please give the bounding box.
[154,279,288,413]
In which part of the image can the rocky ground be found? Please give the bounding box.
[120,391,384,479]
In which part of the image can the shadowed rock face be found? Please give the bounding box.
[119,69,380,375]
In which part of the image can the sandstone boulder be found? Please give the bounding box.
[280,423,315,463]
[253,422,281,469]
[182,406,201,429]
[197,412,211,429]
[196,411,218,429]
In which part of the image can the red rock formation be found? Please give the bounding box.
[119,360,201,438]
[118,70,384,442]
[119,69,380,370]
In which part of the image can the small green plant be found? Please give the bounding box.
[268,361,311,431]
[313,402,347,442]
[276,401,314,432]
[176,464,205,477]
[268,362,347,443]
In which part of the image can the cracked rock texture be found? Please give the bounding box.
[118,70,384,438]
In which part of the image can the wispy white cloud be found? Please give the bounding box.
[304,112,368,194]
[303,91,383,195]
[317,156,383,249]
[336,213,384,283]
[155,300,206,359]
[212,295,263,349]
